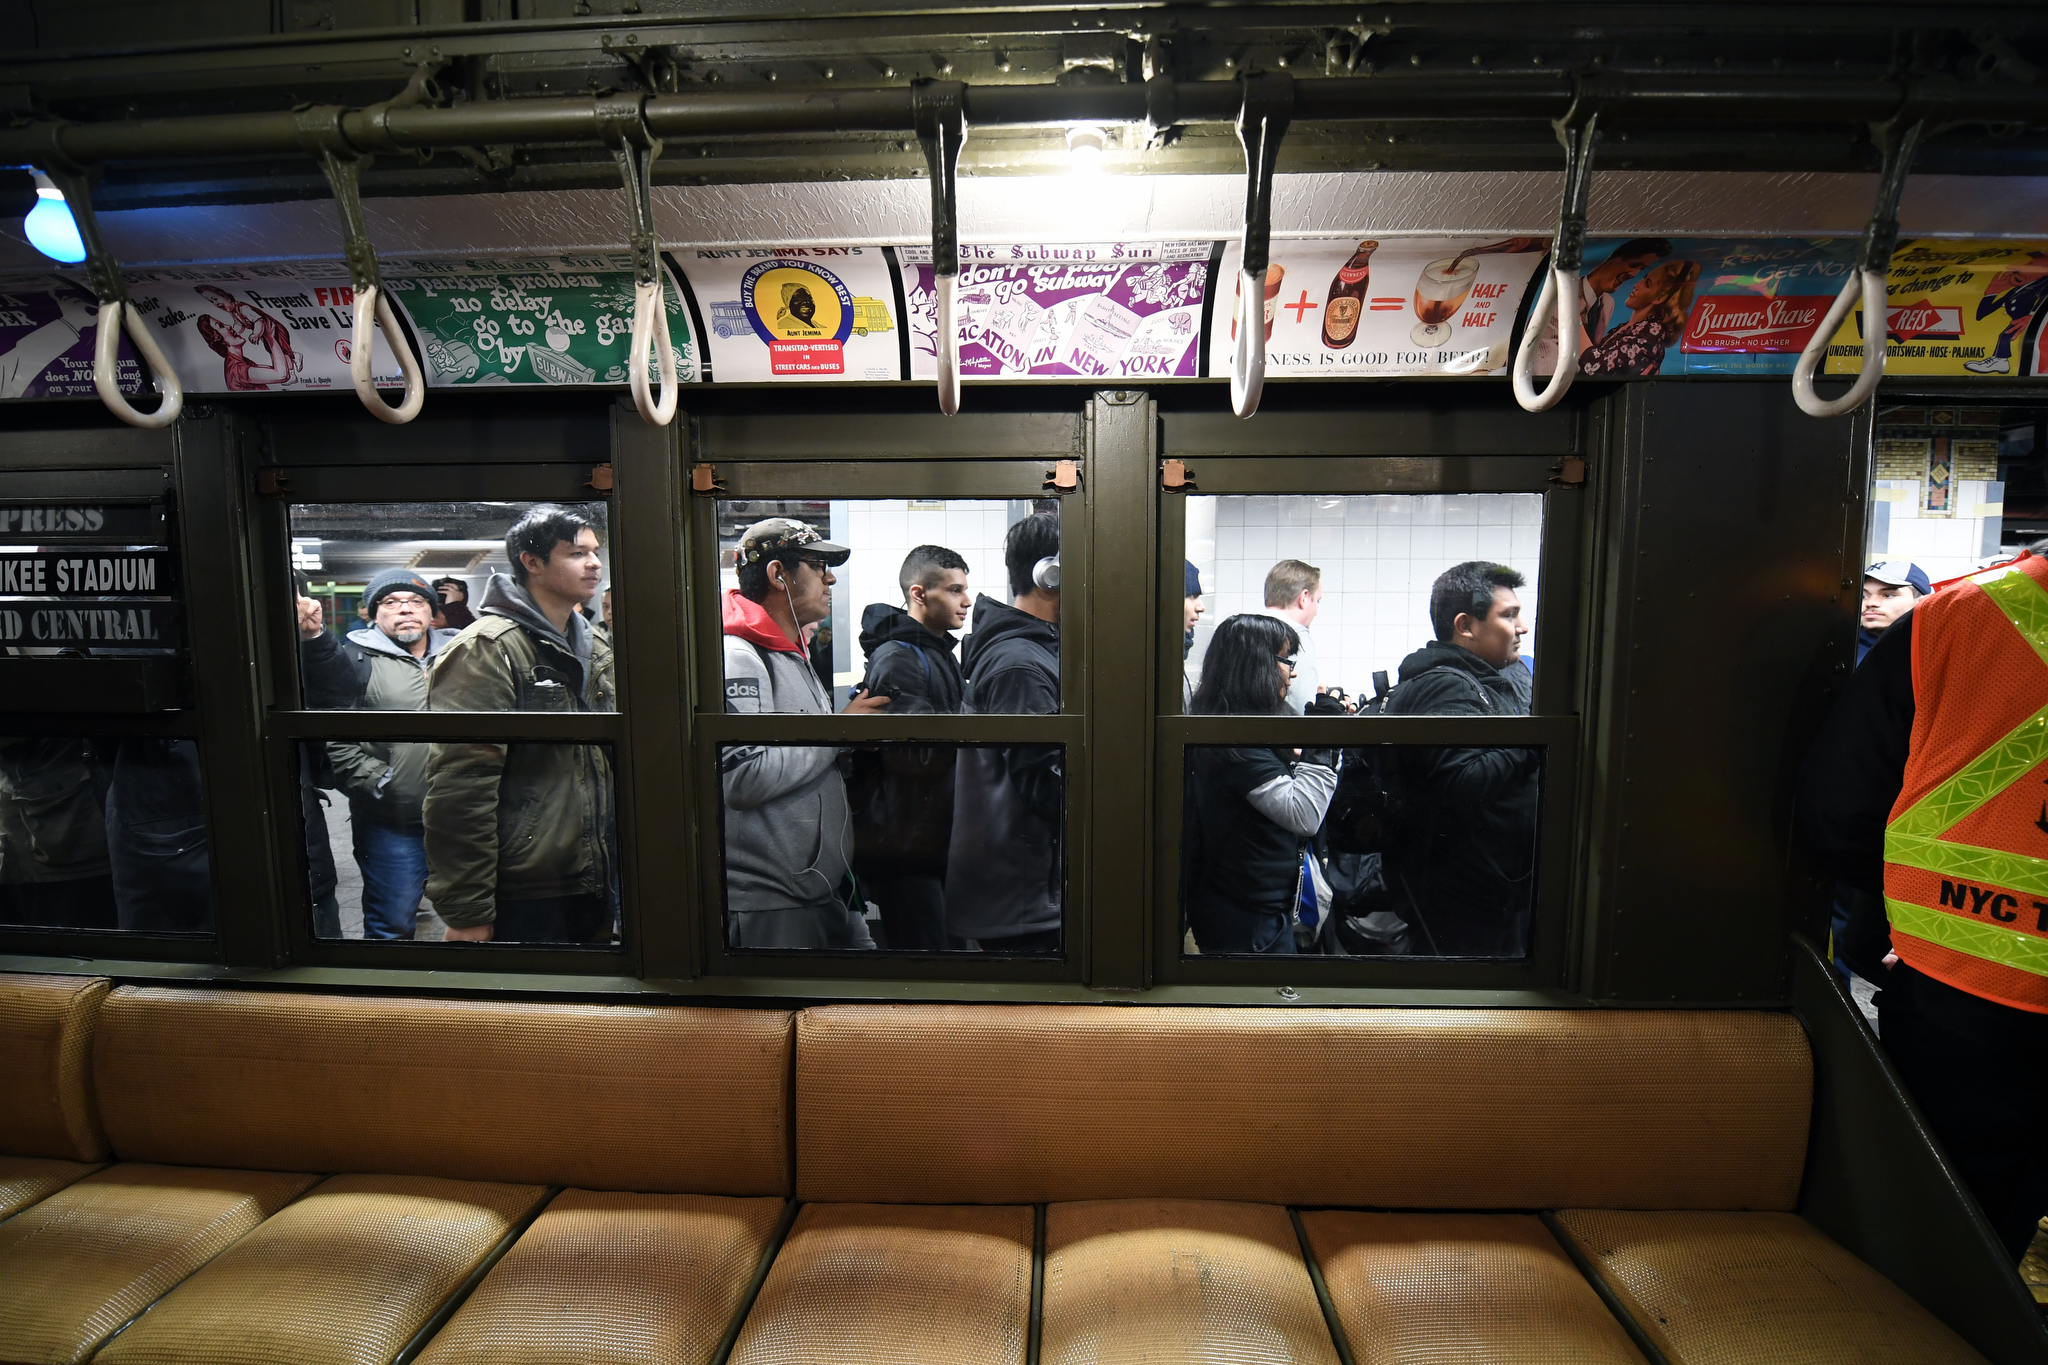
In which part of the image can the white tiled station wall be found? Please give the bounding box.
[1185,493,1544,701]
[1869,478,2006,584]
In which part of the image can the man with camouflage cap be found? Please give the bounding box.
[721,516,888,949]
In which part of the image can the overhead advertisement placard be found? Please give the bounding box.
[0,266,406,398]
[1824,239,2048,378]
[1521,237,1860,377]
[1209,236,1548,378]
[900,243,1213,381]
[387,254,699,388]
[678,246,901,382]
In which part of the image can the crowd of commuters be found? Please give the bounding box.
[293,504,617,945]
[1181,557,1541,959]
[718,511,1065,953]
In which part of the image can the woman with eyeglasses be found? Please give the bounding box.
[1182,613,1340,954]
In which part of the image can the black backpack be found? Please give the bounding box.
[1319,671,1405,856]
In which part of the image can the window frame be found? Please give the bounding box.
[252,425,639,975]
[1152,447,1590,990]
[684,452,1089,984]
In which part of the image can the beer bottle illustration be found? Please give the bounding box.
[1322,241,1378,349]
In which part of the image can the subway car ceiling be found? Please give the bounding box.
[0,1,2043,1009]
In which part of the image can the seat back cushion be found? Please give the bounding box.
[94,987,795,1195]
[795,1005,1812,1207]
[0,972,110,1161]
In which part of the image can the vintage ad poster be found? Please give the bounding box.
[675,246,900,382]
[389,254,698,388]
[0,265,410,398]
[900,242,1213,381]
[1824,238,2048,378]
[1521,237,1860,377]
[1208,236,1547,378]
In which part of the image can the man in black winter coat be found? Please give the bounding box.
[850,545,972,950]
[1383,560,1541,958]
[946,513,1064,953]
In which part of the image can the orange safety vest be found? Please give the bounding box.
[1884,551,2048,1012]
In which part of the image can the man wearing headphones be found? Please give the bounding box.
[720,518,889,950]
[946,511,1065,953]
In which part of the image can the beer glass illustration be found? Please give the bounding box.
[1411,256,1479,348]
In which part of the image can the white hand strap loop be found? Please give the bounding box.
[1512,266,1582,414]
[350,285,425,425]
[1791,269,1889,419]
[934,273,961,416]
[93,299,184,430]
[629,277,680,427]
[1230,268,1267,420]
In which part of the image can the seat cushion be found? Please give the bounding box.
[94,986,794,1194]
[1551,1209,1984,1365]
[728,1203,1033,1365]
[0,1163,316,1365]
[0,972,111,1161]
[415,1189,785,1365]
[95,1173,546,1365]
[795,1005,1812,1207]
[0,1153,102,1221]
[1041,1200,1339,1365]
[1299,1210,1646,1364]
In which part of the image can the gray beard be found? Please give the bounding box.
[386,625,426,646]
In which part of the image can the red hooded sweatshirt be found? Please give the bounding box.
[722,589,805,655]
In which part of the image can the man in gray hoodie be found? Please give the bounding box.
[721,517,888,950]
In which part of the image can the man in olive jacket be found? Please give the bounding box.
[425,505,616,944]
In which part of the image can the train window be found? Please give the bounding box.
[287,501,614,712]
[294,737,618,945]
[1180,743,1541,960]
[713,498,1061,715]
[0,735,214,935]
[1181,494,1543,714]
[716,740,1065,955]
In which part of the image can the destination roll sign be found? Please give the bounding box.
[0,500,181,653]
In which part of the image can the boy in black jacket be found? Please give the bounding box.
[850,545,972,950]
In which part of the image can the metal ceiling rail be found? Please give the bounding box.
[1,72,2042,168]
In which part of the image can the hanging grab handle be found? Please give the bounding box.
[913,79,967,415]
[601,93,676,427]
[42,165,183,430]
[301,106,425,425]
[1792,118,1924,419]
[1512,89,1599,413]
[1232,70,1292,420]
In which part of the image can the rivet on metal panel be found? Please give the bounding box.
[1044,459,1081,493]
[1548,455,1587,486]
[691,465,726,494]
[1161,459,1197,492]
[587,463,615,492]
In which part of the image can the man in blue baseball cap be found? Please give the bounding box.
[1859,561,1930,667]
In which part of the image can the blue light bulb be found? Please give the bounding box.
[24,174,86,264]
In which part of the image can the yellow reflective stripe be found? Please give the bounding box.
[1891,705,2048,837]
[1976,565,2048,672]
[1886,829,2048,899]
[1888,897,2048,980]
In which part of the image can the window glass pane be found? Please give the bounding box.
[297,737,617,946]
[1182,494,1542,713]
[0,736,214,935]
[719,740,1064,955]
[1182,743,1541,960]
[716,499,1061,714]
[288,502,613,712]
